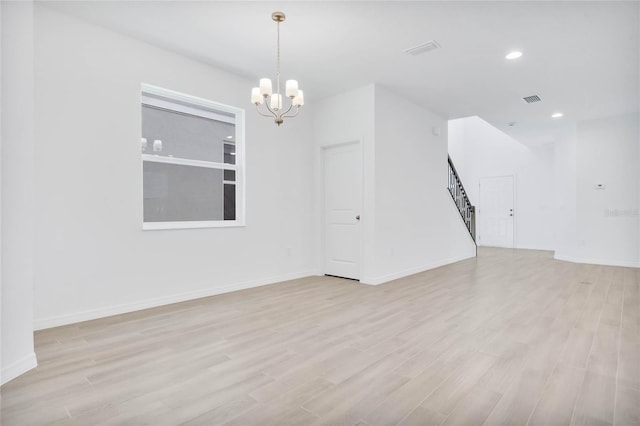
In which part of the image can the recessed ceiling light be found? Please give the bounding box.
[226,135,233,139]
[551,112,564,118]
[506,51,522,60]
[508,122,516,127]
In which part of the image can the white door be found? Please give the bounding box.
[323,142,362,280]
[479,176,515,248]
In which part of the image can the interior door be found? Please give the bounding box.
[479,176,515,248]
[323,142,362,280]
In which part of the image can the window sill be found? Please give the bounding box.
[143,220,246,230]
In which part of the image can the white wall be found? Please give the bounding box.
[370,86,475,283]
[313,85,475,285]
[572,113,639,266]
[1,0,38,384]
[553,124,578,261]
[448,116,556,251]
[557,5,640,267]
[33,5,317,328]
[449,112,638,267]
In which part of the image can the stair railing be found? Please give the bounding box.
[447,155,476,243]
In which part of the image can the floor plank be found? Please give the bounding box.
[528,363,586,426]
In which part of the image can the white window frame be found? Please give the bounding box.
[222,140,237,187]
[141,83,245,230]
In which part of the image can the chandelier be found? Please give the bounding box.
[251,11,304,126]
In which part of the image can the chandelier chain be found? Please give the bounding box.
[276,20,281,101]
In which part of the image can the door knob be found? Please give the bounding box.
[356,215,361,221]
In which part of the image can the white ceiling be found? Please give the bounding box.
[43,1,640,145]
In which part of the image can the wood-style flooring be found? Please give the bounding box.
[2,248,639,425]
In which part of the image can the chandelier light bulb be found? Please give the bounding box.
[270,94,282,110]
[292,90,304,107]
[286,80,299,98]
[259,78,272,96]
[251,88,263,105]
[251,11,304,126]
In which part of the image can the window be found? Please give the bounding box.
[140,84,244,229]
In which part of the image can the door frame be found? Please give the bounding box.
[478,174,517,248]
[320,139,364,280]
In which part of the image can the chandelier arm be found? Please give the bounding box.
[261,99,281,118]
[281,106,300,119]
[278,102,294,117]
[255,104,276,118]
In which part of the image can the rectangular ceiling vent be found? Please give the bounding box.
[523,95,542,104]
[404,40,441,56]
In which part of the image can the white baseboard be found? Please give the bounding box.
[514,245,555,252]
[360,253,476,285]
[554,254,640,268]
[1,352,37,385]
[34,270,319,330]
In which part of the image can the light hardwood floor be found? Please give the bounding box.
[2,248,639,425]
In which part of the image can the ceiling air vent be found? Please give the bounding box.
[523,95,542,104]
[404,40,441,56]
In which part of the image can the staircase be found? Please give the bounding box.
[447,155,476,243]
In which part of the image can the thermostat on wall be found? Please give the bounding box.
[595,183,606,189]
